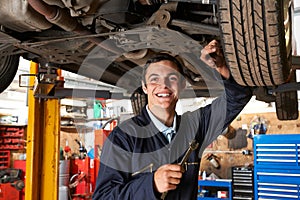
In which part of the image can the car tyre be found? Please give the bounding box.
[130,86,147,115]
[275,90,299,120]
[219,0,297,120]
[275,71,299,120]
[219,0,293,86]
[0,54,20,93]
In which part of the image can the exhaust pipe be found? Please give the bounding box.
[27,0,121,54]
[28,0,78,32]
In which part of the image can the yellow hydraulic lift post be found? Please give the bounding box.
[25,61,41,200]
[41,96,60,200]
[26,61,60,200]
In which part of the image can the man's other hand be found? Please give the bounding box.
[200,40,230,79]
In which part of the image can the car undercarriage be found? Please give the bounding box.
[0,0,298,120]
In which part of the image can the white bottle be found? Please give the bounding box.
[202,171,207,180]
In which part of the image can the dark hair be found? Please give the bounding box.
[142,53,185,83]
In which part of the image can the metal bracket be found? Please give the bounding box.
[34,87,127,99]
[271,82,300,93]
[19,74,37,89]
[292,55,300,69]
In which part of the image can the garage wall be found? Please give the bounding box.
[200,111,300,179]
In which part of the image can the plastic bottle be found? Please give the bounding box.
[202,171,207,180]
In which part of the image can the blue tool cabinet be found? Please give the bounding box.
[253,134,300,199]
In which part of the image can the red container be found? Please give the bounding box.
[71,157,90,175]
[94,129,110,158]
[0,183,21,200]
[71,157,92,199]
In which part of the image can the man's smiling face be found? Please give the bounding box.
[142,60,185,112]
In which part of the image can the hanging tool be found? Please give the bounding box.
[75,139,87,159]
[161,139,199,200]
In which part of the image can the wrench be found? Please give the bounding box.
[161,139,199,199]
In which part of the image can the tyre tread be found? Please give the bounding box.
[219,0,291,86]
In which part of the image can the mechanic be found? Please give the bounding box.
[92,40,252,200]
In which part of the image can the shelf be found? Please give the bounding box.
[198,198,229,200]
[0,124,26,127]
[0,126,26,150]
[60,126,93,132]
[0,150,10,169]
[198,180,232,187]
[198,180,232,199]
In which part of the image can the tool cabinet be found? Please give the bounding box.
[253,134,300,199]
[232,166,253,200]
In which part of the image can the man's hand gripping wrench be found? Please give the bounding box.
[161,139,199,200]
